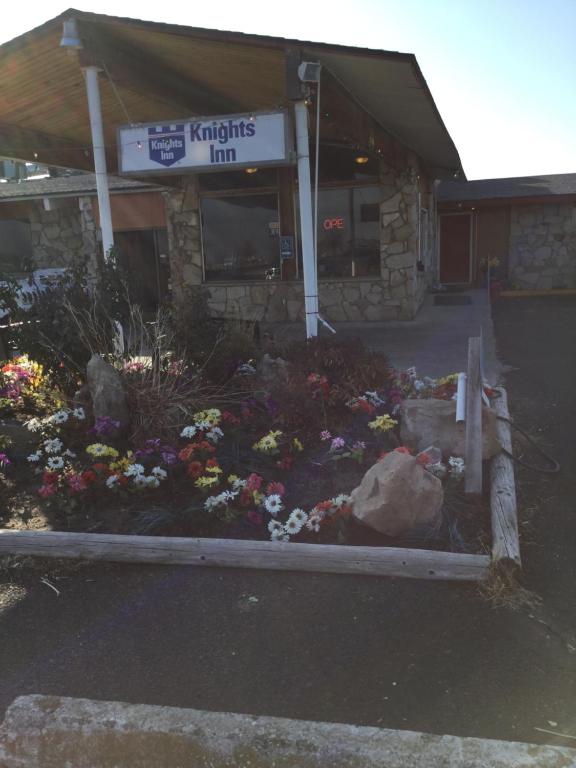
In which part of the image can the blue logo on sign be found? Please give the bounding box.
[148,124,185,168]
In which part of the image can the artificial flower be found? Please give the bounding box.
[124,463,145,477]
[180,425,197,439]
[195,475,219,490]
[151,466,167,480]
[368,414,398,433]
[44,438,64,454]
[86,443,119,459]
[72,407,86,420]
[320,430,332,441]
[46,456,64,470]
[49,410,69,425]
[27,451,42,463]
[266,481,285,497]
[284,517,303,535]
[264,494,283,517]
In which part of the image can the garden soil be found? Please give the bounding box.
[1,296,575,747]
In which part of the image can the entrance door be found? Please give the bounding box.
[439,213,471,284]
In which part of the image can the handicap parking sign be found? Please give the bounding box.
[148,124,186,168]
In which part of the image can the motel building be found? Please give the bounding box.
[0,10,465,328]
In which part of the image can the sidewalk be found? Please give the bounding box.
[268,288,502,383]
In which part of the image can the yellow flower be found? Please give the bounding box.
[195,475,219,489]
[193,408,222,427]
[253,490,264,506]
[205,464,222,474]
[110,456,133,473]
[292,438,304,453]
[368,415,398,433]
[253,430,283,453]
[436,373,459,387]
[86,443,119,458]
[228,474,239,485]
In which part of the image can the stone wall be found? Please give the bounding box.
[204,279,399,324]
[28,200,83,269]
[509,202,576,289]
[164,182,202,307]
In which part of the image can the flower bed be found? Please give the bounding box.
[0,342,490,555]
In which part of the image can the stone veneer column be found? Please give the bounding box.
[163,179,202,309]
[379,159,420,319]
[78,196,100,283]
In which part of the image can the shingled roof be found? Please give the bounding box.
[438,173,576,203]
[0,173,161,201]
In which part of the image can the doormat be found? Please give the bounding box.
[434,295,472,306]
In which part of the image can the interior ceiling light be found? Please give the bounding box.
[245,167,258,174]
[354,155,369,165]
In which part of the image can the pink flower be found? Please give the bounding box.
[246,473,263,492]
[0,453,11,467]
[38,484,57,498]
[67,473,88,492]
[266,481,285,497]
[330,437,346,451]
[320,430,332,441]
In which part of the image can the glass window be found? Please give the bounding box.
[0,220,33,276]
[297,186,380,278]
[201,193,280,282]
[199,168,278,192]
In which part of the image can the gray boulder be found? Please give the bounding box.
[86,354,129,433]
[351,451,443,538]
[400,398,500,460]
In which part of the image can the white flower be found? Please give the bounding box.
[72,407,86,420]
[284,517,303,535]
[288,508,308,525]
[448,456,465,475]
[231,478,247,491]
[264,494,283,517]
[206,427,224,443]
[268,520,283,534]
[27,451,42,462]
[132,474,147,488]
[64,449,76,458]
[180,425,197,439]
[205,493,227,511]
[47,456,64,470]
[25,418,43,432]
[50,410,69,425]
[124,463,145,477]
[270,529,289,542]
[44,438,63,454]
[144,476,160,488]
[106,474,119,489]
[332,494,351,509]
[151,466,167,480]
[195,419,211,431]
[305,518,321,533]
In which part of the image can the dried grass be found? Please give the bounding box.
[478,561,542,611]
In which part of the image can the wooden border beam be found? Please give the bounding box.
[465,337,483,495]
[0,530,491,582]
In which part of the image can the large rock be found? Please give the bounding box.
[86,354,129,432]
[400,399,501,460]
[352,452,443,537]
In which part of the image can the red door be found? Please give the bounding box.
[439,213,471,283]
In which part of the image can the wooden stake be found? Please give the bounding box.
[465,337,483,495]
[490,388,521,566]
[0,530,491,582]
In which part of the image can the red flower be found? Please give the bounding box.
[93,462,109,474]
[316,500,333,513]
[394,446,412,455]
[247,510,263,526]
[416,452,431,466]
[186,461,204,479]
[266,481,286,497]
[38,484,57,498]
[42,471,59,485]
[240,489,254,507]
[81,470,97,484]
[245,473,263,492]
[276,455,293,471]
[205,458,220,470]
[222,411,241,426]
[179,444,196,462]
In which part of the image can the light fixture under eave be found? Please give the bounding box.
[354,155,369,165]
[60,19,83,49]
[245,167,258,174]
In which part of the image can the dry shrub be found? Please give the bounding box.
[479,561,542,611]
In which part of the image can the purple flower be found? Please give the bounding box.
[330,436,346,451]
[89,416,120,437]
[352,441,366,451]
[320,430,332,441]
[161,448,178,465]
[0,453,11,467]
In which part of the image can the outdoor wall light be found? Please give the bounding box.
[245,167,258,174]
[60,19,83,49]
[354,155,369,165]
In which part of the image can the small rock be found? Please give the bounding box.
[400,399,501,460]
[351,452,443,537]
[258,353,290,383]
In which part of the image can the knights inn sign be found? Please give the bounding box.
[118,110,294,174]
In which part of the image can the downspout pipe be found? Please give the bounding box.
[294,100,318,338]
[82,65,114,260]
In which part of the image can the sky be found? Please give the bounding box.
[2,0,576,180]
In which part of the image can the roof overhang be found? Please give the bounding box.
[0,9,464,179]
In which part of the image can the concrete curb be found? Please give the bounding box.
[1,695,575,767]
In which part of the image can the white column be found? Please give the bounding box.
[294,100,318,338]
[82,65,114,259]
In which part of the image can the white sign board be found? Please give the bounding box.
[118,111,293,175]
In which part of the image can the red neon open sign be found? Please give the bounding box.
[323,217,345,230]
